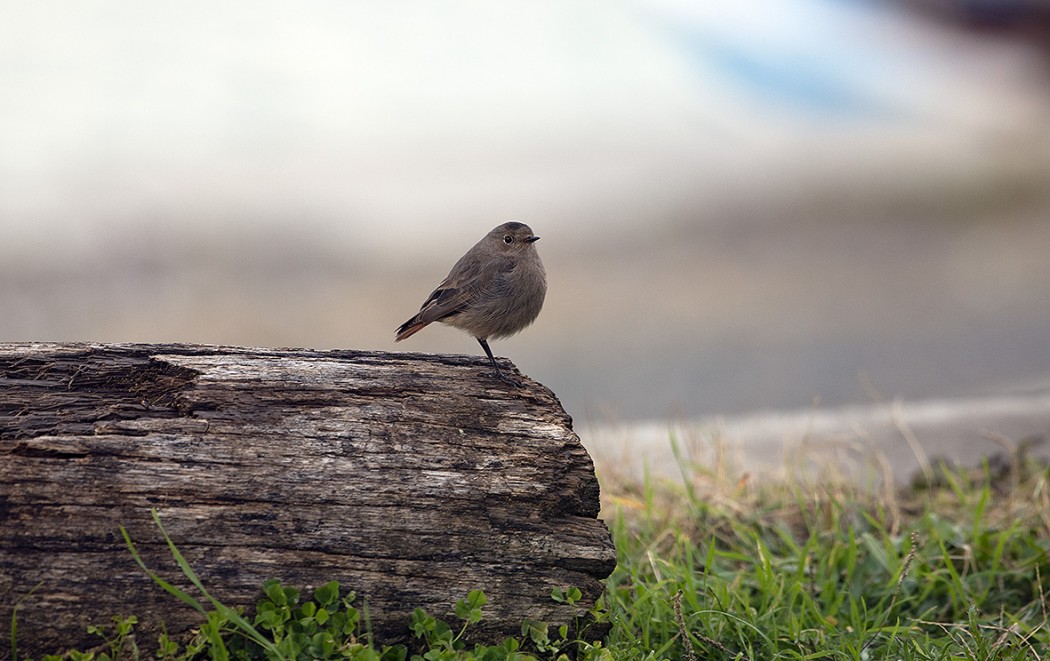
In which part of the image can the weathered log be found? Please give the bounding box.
[0,343,615,655]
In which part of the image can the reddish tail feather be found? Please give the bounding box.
[395,318,430,342]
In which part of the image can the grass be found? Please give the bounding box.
[597,439,1050,660]
[16,436,1050,660]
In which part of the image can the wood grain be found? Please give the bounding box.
[0,343,615,655]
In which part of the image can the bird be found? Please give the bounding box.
[395,221,546,386]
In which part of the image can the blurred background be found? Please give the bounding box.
[3,1,1050,466]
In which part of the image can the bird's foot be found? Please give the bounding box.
[497,373,523,388]
[484,367,522,388]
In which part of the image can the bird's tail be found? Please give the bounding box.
[395,316,430,342]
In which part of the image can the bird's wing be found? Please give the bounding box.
[413,286,469,324]
[418,255,516,322]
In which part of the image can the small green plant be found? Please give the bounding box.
[37,615,141,661]
[226,579,406,660]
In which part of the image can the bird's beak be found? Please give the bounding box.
[526,236,540,243]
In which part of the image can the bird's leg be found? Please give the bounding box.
[476,337,521,387]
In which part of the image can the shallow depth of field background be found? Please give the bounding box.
[3,1,1050,441]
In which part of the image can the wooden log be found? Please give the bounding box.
[0,343,615,655]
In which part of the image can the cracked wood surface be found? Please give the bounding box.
[0,342,615,654]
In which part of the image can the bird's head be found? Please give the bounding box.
[488,221,539,252]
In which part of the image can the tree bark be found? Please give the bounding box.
[0,343,615,655]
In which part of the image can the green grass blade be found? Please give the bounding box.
[121,510,283,656]
[146,509,281,654]
[120,525,208,616]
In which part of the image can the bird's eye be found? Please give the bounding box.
[503,235,513,244]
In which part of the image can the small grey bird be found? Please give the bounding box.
[395,221,546,386]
